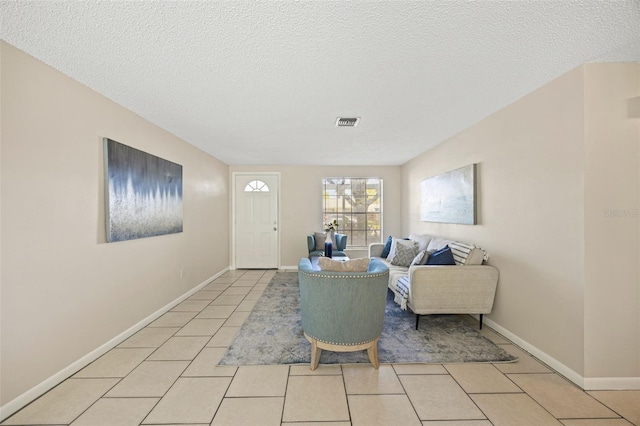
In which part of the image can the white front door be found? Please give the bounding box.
[234,173,279,269]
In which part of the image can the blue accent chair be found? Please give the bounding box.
[297,257,389,370]
[307,233,348,259]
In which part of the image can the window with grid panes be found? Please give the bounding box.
[322,178,383,247]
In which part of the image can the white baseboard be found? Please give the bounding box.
[482,316,585,388]
[482,317,640,391]
[0,269,228,422]
[584,377,640,390]
[279,265,298,271]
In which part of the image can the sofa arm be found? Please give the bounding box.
[408,265,499,314]
[369,243,385,258]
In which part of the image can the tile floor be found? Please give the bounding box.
[2,269,639,426]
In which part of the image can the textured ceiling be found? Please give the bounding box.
[1,1,639,166]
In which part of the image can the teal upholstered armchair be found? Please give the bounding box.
[307,233,348,258]
[297,257,389,370]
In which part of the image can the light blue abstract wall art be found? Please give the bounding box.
[420,164,476,225]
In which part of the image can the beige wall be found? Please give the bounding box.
[0,42,230,407]
[229,166,402,267]
[402,63,640,385]
[583,63,640,380]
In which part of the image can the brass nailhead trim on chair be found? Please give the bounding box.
[306,333,374,346]
[300,271,388,279]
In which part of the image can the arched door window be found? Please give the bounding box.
[244,180,270,192]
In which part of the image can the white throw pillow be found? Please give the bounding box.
[386,237,399,261]
[410,249,428,266]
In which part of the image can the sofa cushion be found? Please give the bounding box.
[379,257,409,274]
[426,237,455,252]
[318,257,370,272]
[380,235,393,258]
[389,239,419,267]
[408,234,432,252]
[426,245,456,265]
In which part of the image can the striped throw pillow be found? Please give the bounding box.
[448,241,489,265]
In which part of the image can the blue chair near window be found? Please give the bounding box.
[307,233,348,259]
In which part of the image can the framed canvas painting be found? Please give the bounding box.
[420,164,476,225]
[104,138,183,242]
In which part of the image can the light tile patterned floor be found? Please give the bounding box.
[2,269,639,426]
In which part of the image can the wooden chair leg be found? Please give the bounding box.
[310,338,321,370]
[366,338,380,369]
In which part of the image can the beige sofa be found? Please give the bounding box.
[369,234,499,329]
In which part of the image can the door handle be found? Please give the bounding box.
[273,227,277,231]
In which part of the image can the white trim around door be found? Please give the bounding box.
[231,172,280,269]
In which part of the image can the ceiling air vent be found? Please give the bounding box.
[335,117,360,127]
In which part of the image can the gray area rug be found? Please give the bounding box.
[219,272,517,366]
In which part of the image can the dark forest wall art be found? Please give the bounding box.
[104,138,183,242]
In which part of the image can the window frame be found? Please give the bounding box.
[322,177,383,248]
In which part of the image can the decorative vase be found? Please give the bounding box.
[324,231,333,258]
